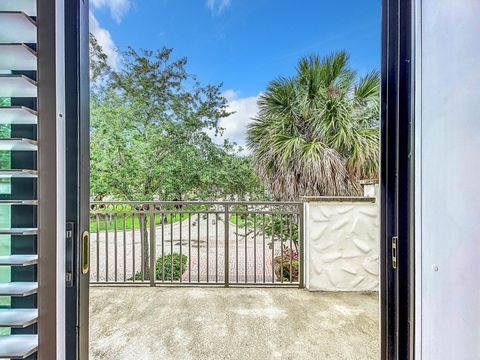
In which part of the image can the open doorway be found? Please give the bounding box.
[3,0,479,359]
[86,1,382,359]
[0,0,387,359]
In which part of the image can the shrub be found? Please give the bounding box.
[274,246,300,282]
[155,254,188,281]
[132,253,188,281]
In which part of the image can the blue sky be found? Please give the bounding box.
[90,0,381,148]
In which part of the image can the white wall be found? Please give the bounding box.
[305,197,379,292]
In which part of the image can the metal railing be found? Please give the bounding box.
[89,201,304,287]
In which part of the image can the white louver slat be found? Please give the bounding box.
[0,282,38,297]
[0,138,38,151]
[0,0,36,17]
[0,44,37,70]
[0,12,36,43]
[0,228,38,235]
[0,335,38,359]
[0,255,38,266]
[0,75,37,98]
[0,169,38,178]
[0,309,38,328]
[0,200,37,205]
[0,106,37,124]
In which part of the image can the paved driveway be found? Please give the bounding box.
[90,288,379,360]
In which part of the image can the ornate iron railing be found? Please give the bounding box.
[89,201,304,287]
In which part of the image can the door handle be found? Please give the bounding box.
[82,231,90,275]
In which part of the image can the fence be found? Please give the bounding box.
[89,201,304,287]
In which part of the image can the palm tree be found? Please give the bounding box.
[247,52,379,200]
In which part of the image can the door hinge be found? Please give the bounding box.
[392,236,398,269]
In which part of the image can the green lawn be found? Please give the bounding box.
[90,212,190,232]
[230,213,265,228]
[230,213,299,244]
[230,214,248,227]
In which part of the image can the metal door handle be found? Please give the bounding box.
[82,231,90,275]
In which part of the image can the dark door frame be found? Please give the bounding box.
[381,0,415,359]
[65,0,90,359]
[61,0,417,358]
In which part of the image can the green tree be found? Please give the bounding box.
[90,36,264,202]
[91,44,231,276]
[247,52,379,200]
[213,148,265,200]
[89,37,265,274]
[90,46,230,201]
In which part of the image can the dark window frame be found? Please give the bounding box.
[381,0,415,359]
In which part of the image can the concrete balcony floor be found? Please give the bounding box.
[90,288,379,360]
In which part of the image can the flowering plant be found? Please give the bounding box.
[274,245,299,282]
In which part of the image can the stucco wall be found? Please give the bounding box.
[304,197,379,291]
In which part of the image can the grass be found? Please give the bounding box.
[230,213,267,228]
[90,212,190,232]
[229,213,299,244]
[230,214,247,227]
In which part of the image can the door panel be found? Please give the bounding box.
[415,1,480,358]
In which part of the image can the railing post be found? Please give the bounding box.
[299,203,305,289]
[149,204,156,287]
[224,204,230,287]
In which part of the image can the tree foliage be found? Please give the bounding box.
[247,52,379,200]
[90,36,263,201]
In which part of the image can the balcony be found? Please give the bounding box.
[88,200,380,359]
[90,287,379,360]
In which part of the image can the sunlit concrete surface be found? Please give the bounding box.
[90,288,378,360]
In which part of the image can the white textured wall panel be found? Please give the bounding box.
[306,200,379,291]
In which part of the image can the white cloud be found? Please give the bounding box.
[89,11,119,69]
[91,0,132,23]
[210,90,260,154]
[222,89,240,101]
[206,0,231,15]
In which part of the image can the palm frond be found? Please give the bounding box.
[247,51,380,200]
